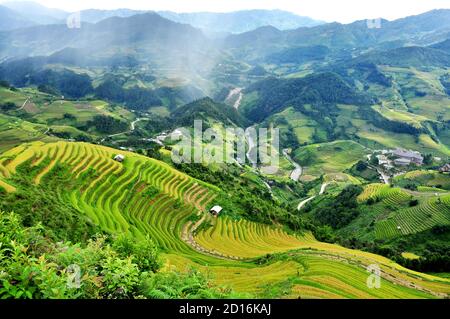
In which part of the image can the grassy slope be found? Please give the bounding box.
[0,114,58,153]
[293,140,368,179]
[0,141,449,298]
[0,86,134,136]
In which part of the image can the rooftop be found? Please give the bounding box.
[392,148,423,160]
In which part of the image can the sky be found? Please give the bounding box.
[2,0,450,23]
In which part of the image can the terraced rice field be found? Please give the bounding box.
[358,184,450,239]
[1,141,449,298]
[394,170,450,190]
[375,196,450,238]
[0,141,217,261]
[358,184,411,205]
[195,216,307,258]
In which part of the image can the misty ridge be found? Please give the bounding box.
[1,2,450,104]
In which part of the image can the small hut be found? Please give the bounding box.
[439,163,450,173]
[114,154,125,163]
[210,206,223,216]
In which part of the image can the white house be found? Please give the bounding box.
[210,206,223,216]
[114,154,125,163]
[394,158,411,166]
[439,163,450,173]
[391,148,424,165]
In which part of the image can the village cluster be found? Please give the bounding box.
[375,148,426,169]
[368,147,449,184]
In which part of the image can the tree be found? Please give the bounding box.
[409,199,419,207]
[370,155,379,166]
[423,154,433,165]
[0,80,11,88]
[86,115,128,134]
[0,102,16,111]
[356,160,368,171]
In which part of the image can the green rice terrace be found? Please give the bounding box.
[356,184,450,239]
[0,141,449,298]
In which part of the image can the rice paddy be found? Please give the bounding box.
[1,141,449,298]
[357,183,450,239]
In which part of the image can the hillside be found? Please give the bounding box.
[0,141,449,298]
[170,97,247,127]
[240,72,372,122]
[2,1,68,25]
[158,10,324,34]
[353,46,450,68]
[0,12,215,64]
[0,5,35,31]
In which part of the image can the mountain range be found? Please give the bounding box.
[0,1,324,34]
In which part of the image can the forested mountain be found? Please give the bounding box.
[158,10,324,34]
[0,5,35,31]
[352,46,450,68]
[241,72,372,122]
[2,1,68,24]
[0,12,213,60]
[170,97,247,127]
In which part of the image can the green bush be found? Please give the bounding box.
[112,234,161,273]
[0,211,244,299]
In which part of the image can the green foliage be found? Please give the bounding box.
[37,84,59,96]
[95,78,162,111]
[0,211,240,299]
[170,97,247,128]
[140,268,243,299]
[424,154,433,165]
[243,72,372,122]
[29,69,93,99]
[175,163,308,231]
[100,256,140,299]
[112,234,161,273]
[0,165,100,243]
[310,185,363,229]
[0,80,11,88]
[0,102,16,111]
[409,199,419,207]
[143,186,160,199]
[313,225,337,243]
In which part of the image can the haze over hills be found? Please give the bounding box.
[2,1,68,24]
[157,10,324,34]
[0,1,325,34]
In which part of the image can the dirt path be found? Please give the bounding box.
[17,98,30,111]
[101,117,148,143]
[297,196,316,210]
[319,183,329,195]
[298,183,329,211]
[283,149,303,181]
